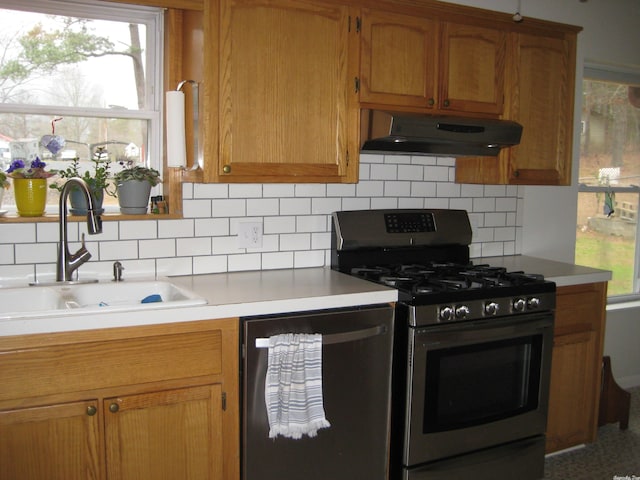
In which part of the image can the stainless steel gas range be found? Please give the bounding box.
[331,209,555,480]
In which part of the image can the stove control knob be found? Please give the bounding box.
[527,297,541,309]
[513,298,526,312]
[439,306,454,322]
[484,301,499,316]
[455,305,470,319]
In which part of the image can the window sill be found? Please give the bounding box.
[0,212,182,223]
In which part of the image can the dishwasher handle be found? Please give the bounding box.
[254,324,387,349]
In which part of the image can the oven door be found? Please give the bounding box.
[404,312,553,467]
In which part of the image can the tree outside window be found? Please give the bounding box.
[0,0,162,213]
[576,74,640,298]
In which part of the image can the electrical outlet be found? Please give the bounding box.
[237,222,263,248]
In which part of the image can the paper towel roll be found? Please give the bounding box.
[166,90,187,168]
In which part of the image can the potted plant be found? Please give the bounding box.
[110,162,161,214]
[49,147,111,215]
[5,157,56,217]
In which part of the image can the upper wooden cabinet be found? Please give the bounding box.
[455,27,578,185]
[359,9,505,116]
[212,0,360,183]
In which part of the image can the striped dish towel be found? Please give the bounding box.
[265,333,331,439]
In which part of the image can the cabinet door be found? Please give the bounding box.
[359,9,437,108]
[440,22,505,115]
[0,400,101,480]
[545,330,599,452]
[104,385,223,480]
[506,32,575,185]
[218,0,359,183]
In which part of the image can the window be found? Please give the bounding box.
[576,66,640,299]
[0,0,163,214]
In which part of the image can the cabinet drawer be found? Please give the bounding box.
[555,283,607,334]
[0,330,222,402]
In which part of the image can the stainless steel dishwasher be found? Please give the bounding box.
[241,304,394,480]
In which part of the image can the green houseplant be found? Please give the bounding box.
[111,162,161,215]
[50,147,111,215]
[0,170,9,211]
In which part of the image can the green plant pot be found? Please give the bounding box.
[116,179,152,215]
[69,187,105,216]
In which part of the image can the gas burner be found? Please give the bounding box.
[379,275,416,287]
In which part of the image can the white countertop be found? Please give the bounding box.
[0,257,611,337]
[0,268,398,337]
[475,255,612,287]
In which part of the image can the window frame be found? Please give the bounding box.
[0,0,166,217]
[578,64,640,302]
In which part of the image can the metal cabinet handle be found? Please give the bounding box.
[428,98,435,106]
[86,405,97,416]
[255,324,387,348]
[222,165,231,174]
[443,99,450,107]
[109,403,120,413]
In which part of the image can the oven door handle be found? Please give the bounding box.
[254,324,388,348]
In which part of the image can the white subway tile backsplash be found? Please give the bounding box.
[485,212,507,227]
[264,216,296,234]
[228,253,261,271]
[356,180,384,197]
[157,256,193,276]
[247,198,279,216]
[1,155,522,278]
[280,233,311,251]
[262,251,294,270]
[195,218,229,237]
[183,199,212,218]
[0,224,36,243]
[139,239,176,259]
[280,197,311,215]
[212,199,246,217]
[263,184,295,198]
[193,183,228,199]
[15,242,56,264]
[120,220,158,240]
[177,237,212,257]
[370,163,398,180]
[193,255,227,275]
[295,184,327,197]
[100,240,138,260]
[158,219,195,238]
[294,249,325,268]
[297,215,327,233]
[0,244,14,264]
[311,197,342,215]
[230,184,262,198]
[384,181,411,197]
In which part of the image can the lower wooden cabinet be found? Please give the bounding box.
[546,282,607,453]
[0,400,102,480]
[0,318,239,480]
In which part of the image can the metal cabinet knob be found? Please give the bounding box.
[222,165,231,174]
[428,98,435,106]
[86,405,97,416]
[443,99,450,107]
[109,403,120,413]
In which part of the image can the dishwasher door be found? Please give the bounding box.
[242,304,394,480]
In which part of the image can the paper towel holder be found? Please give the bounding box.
[166,79,199,170]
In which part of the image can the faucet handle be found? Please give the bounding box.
[80,233,86,248]
[113,261,125,282]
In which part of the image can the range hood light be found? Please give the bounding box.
[392,137,408,143]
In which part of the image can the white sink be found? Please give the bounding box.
[0,280,207,320]
[69,281,206,310]
[0,286,69,316]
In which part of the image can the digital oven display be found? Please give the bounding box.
[384,212,436,233]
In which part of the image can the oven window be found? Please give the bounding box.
[423,335,542,433]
